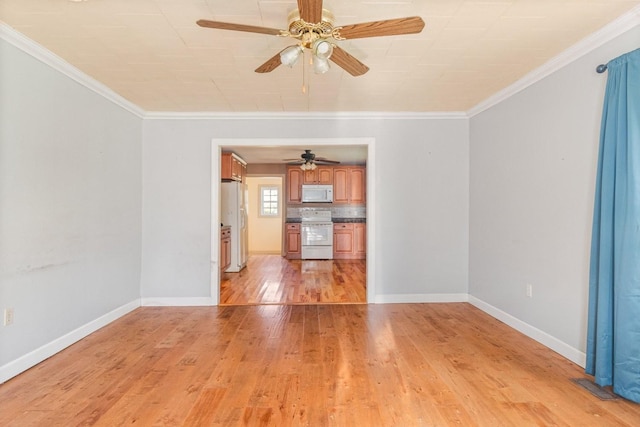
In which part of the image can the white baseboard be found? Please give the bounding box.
[468,296,586,367]
[140,297,215,306]
[0,299,141,384]
[374,293,469,304]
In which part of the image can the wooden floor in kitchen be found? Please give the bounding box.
[219,254,366,305]
[2,303,639,426]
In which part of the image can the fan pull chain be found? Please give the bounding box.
[302,50,308,94]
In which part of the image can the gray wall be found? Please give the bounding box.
[0,39,142,373]
[141,117,470,301]
[468,26,640,357]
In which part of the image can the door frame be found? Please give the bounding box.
[210,137,376,305]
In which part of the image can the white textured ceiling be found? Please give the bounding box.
[1,0,639,113]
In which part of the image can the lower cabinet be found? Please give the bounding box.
[220,226,232,273]
[333,223,366,259]
[285,222,365,260]
[285,223,301,259]
[354,223,366,258]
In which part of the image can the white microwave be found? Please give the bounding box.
[301,185,333,203]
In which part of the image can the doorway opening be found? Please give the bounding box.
[211,138,376,306]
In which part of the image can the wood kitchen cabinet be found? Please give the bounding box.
[220,226,232,273]
[333,223,366,259]
[354,223,366,258]
[240,162,247,182]
[303,166,333,184]
[287,165,365,205]
[333,223,354,257]
[333,166,366,204]
[221,152,247,182]
[287,167,303,204]
[349,167,366,204]
[285,222,301,259]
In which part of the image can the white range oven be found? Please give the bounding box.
[300,209,333,260]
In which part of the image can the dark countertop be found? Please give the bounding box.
[332,218,366,223]
[285,218,366,223]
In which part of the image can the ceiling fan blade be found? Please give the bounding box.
[336,16,425,40]
[298,0,323,23]
[329,46,369,77]
[197,19,284,36]
[255,50,285,73]
[315,159,341,164]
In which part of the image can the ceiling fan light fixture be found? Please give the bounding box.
[198,6,425,78]
[280,45,304,67]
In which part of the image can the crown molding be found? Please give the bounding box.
[467,5,640,118]
[143,111,467,120]
[0,22,145,119]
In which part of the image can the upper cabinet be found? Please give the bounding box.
[303,166,333,185]
[287,167,303,204]
[287,165,365,205]
[349,167,366,204]
[221,152,247,182]
[333,166,366,205]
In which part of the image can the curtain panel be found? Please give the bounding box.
[586,48,640,403]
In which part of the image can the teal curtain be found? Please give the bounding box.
[586,48,640,403]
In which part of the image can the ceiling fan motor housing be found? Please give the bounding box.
[287,9,337,47]
[302,150,316,162]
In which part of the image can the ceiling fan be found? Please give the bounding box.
[284,149,340,170]
[196,0,425,76]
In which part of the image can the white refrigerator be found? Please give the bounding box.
[221,181,248,272]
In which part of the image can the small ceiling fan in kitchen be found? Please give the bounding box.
[284,149,340,170]
[196,0,425,76]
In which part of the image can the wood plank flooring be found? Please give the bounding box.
[1,303,639,426]
[220,255,366,305]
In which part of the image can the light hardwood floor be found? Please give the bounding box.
[1,303,639,426]
[220,255,366,305]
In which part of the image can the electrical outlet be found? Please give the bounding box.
[526,284,533,298]
[4,308,14,326]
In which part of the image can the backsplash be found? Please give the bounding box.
[287,206,366,219]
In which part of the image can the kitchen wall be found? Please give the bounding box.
[468,25,640,365]
[246,164,286,175]
[141,117,469,302]
[0,37,142,381]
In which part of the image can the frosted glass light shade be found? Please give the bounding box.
[313,57,330,74]
[280,45,303,67]
[313,39,333,60]
[300,162,317,171]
